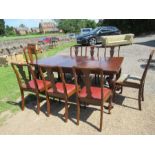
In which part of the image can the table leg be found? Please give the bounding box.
[110,47,115,57]
[118,46,120,57]
[116,68,122,80]
[106,74,114,89]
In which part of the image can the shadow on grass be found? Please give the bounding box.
[7,94,48,116]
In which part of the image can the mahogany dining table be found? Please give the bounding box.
[35,55,124,88]
[36,55,124,75]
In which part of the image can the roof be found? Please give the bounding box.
[39,22,56,28]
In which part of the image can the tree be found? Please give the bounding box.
[85,19,96,29]
[0,19,5,35]
[5,25,16,36]
[58,19,97,33]
[19,24,26,28]
[97,19,155,35]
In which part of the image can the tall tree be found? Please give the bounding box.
[0,19,5,35]
[19,24,26,28]
[5,25,16,36]
[58,19,96,33]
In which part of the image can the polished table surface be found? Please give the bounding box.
[36,55,124,75]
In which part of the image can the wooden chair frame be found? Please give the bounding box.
[39,65,76,121]
[70,45,99,58]
[11,63,45,114]
[73,67,113,131]
[23,44,42,64]
[114,50,154,110]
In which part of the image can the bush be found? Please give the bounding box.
[5,25,16,36]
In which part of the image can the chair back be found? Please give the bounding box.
[11,63,39,90]
[39,65,67,96]
[70,45,83,56]
[70,45,99,58]
[141,50,154,85]
[73,67,104,102]
[23,44,38,64]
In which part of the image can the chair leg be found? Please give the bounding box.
[99,103,103,132]
[113,88,116,101]
[108,95,113,114]
[46,94,51,116]
[95,74,97,84]
[120,86,123,94]
[64,99,68,122]
[138,89,142,110]
[36,92,40,114]
[20,90,25,111]
[112,81,116,101]
[141,86,144,101]
[76,98,80,125]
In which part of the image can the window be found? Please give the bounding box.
[99,29,111,34]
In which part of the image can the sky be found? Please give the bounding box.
[4,19,99,28]
[4,19,54,28]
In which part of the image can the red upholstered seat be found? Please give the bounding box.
[28,79,51,91]
[79,86,111,100]
[47,82,76,95]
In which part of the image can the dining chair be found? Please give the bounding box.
[11,63,51,114]
[24,45,37,64]
[39,65,77,121]
[114,50,154,110]
[73,67,113,132]
[70,45,99,58]
[70,45,83,57]
[96,46,120,58]
[23,44,42,64]
[70,45,100,83]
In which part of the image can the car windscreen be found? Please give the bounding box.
[82,29,91,32]
[91,27,101,33]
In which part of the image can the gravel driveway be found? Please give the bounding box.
[0,34,155,134]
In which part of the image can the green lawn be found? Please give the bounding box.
[0,33,64,42]
[0,41,76,114]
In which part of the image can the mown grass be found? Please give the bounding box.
[0,41,76,114]
[0,33,64,42]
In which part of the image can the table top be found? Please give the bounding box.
[36,55,124,74]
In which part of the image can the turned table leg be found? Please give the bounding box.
[110,47,115,57]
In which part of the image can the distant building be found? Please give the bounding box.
[15,26,30,35]
[39,22,59,34]
[31,27,40,33]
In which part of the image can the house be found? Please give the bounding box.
[39,22,59,34]
[15,26,30,35]
[31,27,40,33]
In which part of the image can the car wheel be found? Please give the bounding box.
[89,38,96,46]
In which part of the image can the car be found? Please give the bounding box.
[38,37,59,44]
[76,26,121,46]
[67,33,76,39]
[38,37,52,44]
[80,28,93,35]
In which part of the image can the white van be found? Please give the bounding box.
[80,28,92,34]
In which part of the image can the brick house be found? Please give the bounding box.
[39,22,59,34]
[15,27,30,35]
[31,27,40,33]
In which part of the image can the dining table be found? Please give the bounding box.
[35,55,124,88]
